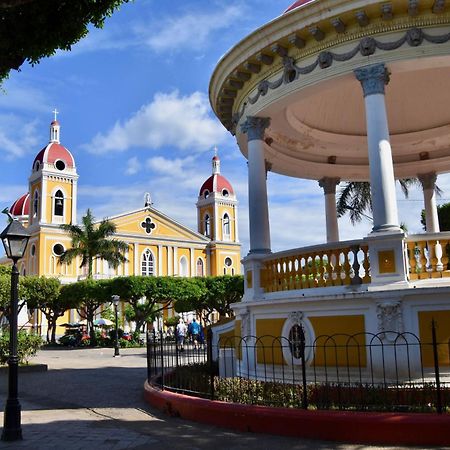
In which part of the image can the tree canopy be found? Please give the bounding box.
[0,0,131,83]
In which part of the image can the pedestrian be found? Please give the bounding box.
[176,319,187,351]
[190,318,201,349]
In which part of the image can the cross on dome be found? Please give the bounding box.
[52,108,59,122]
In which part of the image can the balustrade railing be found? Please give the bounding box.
[406,233,450,280]
[261,240,371,293]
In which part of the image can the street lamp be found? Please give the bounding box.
[111,295,120,357]
[0,216,31,441]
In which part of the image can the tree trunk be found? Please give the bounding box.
[51,322,57,344]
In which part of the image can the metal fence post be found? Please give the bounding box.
[146,332,151,381]
[207,328,214,400]
[160,330,165,391]
[431,319,442,414]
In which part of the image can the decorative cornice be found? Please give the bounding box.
[318,177,340,195]
[418,171,437,190]
[354,63,390,97]
[240,116,271,141]
[228,27,450,131]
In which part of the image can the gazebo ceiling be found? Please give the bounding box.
[236,56,450,182]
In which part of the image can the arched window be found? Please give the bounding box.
[179,256,188,277]
[204,214,210,237]
[141,249,154,276]
[54,190,64,216]
[33,190,39,218]
[196,258,204,276]
[223,213,230,239]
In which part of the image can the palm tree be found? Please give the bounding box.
[59,209,128,277]
[337,178,441,225]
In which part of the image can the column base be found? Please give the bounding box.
[372,224,402,233]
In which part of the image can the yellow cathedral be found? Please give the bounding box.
[5,118,241,328]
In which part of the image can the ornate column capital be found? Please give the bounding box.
[418,172,437,190]
[318,177,340,195]
[354,63,390,97]
[241,116,271,141]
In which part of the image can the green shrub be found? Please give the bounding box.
[0,331,43,365]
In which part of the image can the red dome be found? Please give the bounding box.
[199,174,234,197]
[10,193,30,217]
[284,0,316,13]
[33,142,75,170]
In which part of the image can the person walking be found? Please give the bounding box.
[190,318,201,350]
[176,319,187,352]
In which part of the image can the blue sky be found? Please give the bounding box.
[0,0,448,257]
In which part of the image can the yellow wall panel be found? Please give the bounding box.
[309,315,366,367]
[418,310,450,367]
[255,318,285,364]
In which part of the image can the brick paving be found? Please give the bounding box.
[0,347,446,450]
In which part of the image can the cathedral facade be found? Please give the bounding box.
[5,118,241,328]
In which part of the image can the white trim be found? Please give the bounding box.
[214,201,219,241]
[41,176,48,224]
[141,247,156,276]
[50,186,68,224]
[281,315,315,366]
[71,180,77,225]
[167,246,172,276]
[173,247,178,275]
[158,245,163,276]
[179,255,188,277]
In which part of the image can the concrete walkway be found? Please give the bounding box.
[0,347,446,450]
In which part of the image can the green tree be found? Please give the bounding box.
[60,279,110,346]
[174,276,244,325]
[59,209,128,278]
[420,203,450,231]
[0,0,131,83]
[20,276,71,343]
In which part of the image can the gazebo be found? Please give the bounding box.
[209,0,450,377]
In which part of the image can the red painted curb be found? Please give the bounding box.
[144,381,450,446]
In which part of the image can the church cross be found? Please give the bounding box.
[141,217,156,234]
[53,108,59,121]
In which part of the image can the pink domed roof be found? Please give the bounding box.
[284,0,316,13]
[32,142,75,170]
[10,193,30,217]
[200,174,234,197]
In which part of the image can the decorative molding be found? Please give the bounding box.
[354,63,390,97]
[288,311,303,326]
[418,172,437,191]
[318,177,340,195]
[230,27,450,131]
[240,116,271,141]
[376,301,403,340]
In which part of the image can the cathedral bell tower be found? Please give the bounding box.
[197,151,241,276]
[28,112,79,228]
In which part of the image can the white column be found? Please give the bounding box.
[71,179,78,225]
[41,176,48,224]
[234,205,239,242]
[124,246,129,276]
[241,116,271,254]
[157,245,163,276]
[355,64,400,232]
[419,172,440,233]
[173,247,178,275]
[214,202,219,241]
[167,246,172,276]
[319,177,340,243]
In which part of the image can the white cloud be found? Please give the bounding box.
[0,114,40,159]
[0,79,50,113]
[85,91,228,154]
[125,156,141,176]
[141,5,244,53]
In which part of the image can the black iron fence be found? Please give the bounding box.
[146,322,450,413]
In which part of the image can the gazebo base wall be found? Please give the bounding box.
[144,381,450,446]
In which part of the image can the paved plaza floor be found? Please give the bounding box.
[0,347,446,450]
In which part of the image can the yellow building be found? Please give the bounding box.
[6,118,241,330]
